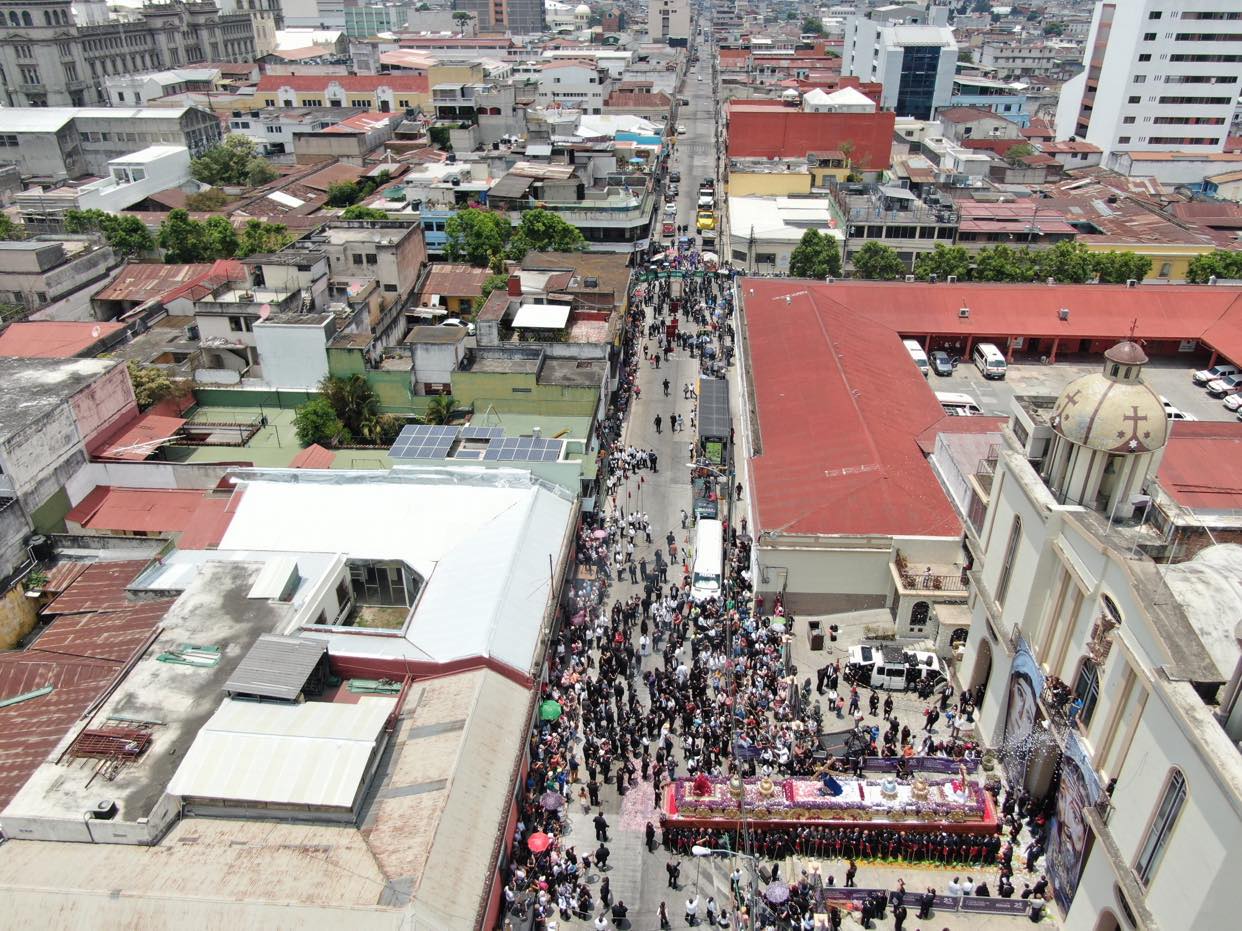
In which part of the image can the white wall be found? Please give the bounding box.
[253,320,331,390]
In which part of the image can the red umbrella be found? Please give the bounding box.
[527,832,553,853]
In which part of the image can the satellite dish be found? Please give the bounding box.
[258,304,271,319]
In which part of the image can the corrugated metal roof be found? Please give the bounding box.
[41,560,149,615]
[167,696,395,808]
[225,634,325,701]
[697,376,730,441]
[0,322,125,359]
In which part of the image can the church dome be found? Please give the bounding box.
[1049,341,1168,454]
[575,3,591,14]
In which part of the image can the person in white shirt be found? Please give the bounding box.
[947,877,963,902]
[685,894,700,925]
[962,876,975,896]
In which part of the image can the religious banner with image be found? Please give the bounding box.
[1046,730,1102,914]
[1001,637,1045,783]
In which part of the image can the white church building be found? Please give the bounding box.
[953,341,1242,931]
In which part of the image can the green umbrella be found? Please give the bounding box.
[539,699,563,722]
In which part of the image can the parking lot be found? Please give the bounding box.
[923,355,1235,423]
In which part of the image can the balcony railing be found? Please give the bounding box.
[899,568,970,593]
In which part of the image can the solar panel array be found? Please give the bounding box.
[389,424,563,462]
[483,436,563,462]
[461,425,503,440]
[390,424,459,459]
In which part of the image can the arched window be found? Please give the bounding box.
[1071,658,1100,727]
[1135,768,1187,885]
[8,12,18,26]
[43,10,51,24]
[21,10,32,26]
[909,600,930,631]
[995,515,1022,607]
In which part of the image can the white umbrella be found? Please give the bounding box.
[702,251,719,266]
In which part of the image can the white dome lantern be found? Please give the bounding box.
[1043,340,1170,515]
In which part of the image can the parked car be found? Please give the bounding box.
[664,201,677,216]
[1207,372,1242,397]
[846,644,947,692]
[696,210,716,231]
[1194,363,1238,386]
[676,124,688,134]
[1224,393,1242,413]
[929,350,956,376]
[439,318,475,336]
[669,170,681,183]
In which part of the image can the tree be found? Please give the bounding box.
[191,135,277,188]
[800,17,824,35]
[959,49,974,64]
[235,219,294,258]
[294,397,350,447]
[428,125,452,149]
[851,241,906,280]
[0,213,24,241]
[319,374,382,440]
[973,244,1038,282]
[63,209,154,257]
[444,208,513,267]
[1186,250,1242,284]
[125,361,183,410]
[1036,240,1094,284]
[479,272,510,304]
[452,10,472,33]
[1005,142,1036,161]
[788,229,842,279]
[507,209,586,260]
[157,209,237,263]
[422,395,455,426]
[1090,251,1153,284]
[340,204,389,220]
[184,188,232,212]
[327,180,363,208]
[913,243,972,281]
[1043,22,1066,37]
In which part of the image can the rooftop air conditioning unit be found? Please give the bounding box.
[946,275,957,283]
[958,306,970,318]
[1209,275,1218,285]
[904,274,916,282]
[1126,278,1138,287]
[1046,277,1055,285]
[1058,307,1070,320]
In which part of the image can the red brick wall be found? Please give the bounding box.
[726,109,896,169]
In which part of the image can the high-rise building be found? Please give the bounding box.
[451,0,544,33]
[1055,1,1241,158]
[648,0,691,47]
[842,8,958,120]
[0,1,261,108]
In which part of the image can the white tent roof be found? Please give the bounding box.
[575,114,659,138]
[218,470,576,675]
[512,304,571,328]
[168,697,396,809]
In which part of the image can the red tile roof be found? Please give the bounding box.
[420,263,493,301]
[41,560,150,615]
[65,487,207,535]
[93,262,216,304]
[256,73,429,94]
[743,280,962,538]
[290,444,336,469]
[1157,421,1242,510]
[0,321,125,358]
[177,493,238,550]
[0,581,171,808]
[741,279,1242,534]
[88,412,187,460]
[726,105,896,169]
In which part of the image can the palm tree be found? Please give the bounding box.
[320,374,380,437]
[422,395,455,425]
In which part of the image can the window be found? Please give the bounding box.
[1133,75,1146,83]
[1158,262,1172,278]
[365,254,378,265]
[1143,32,1156,41]
[1123,116,1135,124]
[1135,770,1187,885]
[1147,10,1161,19]
[0,135,17,147]
[1118,136,1131,144]
[383,283,398,292]
[995,515,1021,607]
[1071,659,1100,727]
[1128,96,1140,103]
[1138,53,1151,61]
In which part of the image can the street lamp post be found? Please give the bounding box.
[692,846,760,930]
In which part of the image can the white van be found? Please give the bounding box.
[935,391,983,416]
[973,342,1007,379]
[902,339,929,377]
[690,518,723,603]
